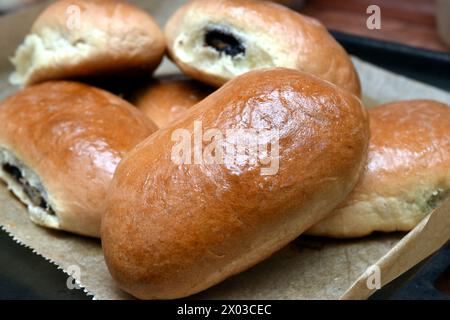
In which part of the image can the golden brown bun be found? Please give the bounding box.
[10,0,165,86]
[101,68,369,299]
[132,75,213,128]
[267,0,305,6]
[0,81,157,237]
[164,0,360,96]
[307,100,450,238]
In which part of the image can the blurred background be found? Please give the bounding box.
[1,0,449,53]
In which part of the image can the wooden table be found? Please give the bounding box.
[300,0,449,53]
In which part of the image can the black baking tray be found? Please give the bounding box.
[0,31,450,300]
[331,31,450,92]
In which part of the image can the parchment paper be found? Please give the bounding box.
[0,0,449,300]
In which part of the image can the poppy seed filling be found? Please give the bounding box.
[204,28,245,57]
[2,163,55,215]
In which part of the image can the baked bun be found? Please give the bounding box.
[164,0,360,96]
[132,75,213,128]
[0,81,157,237]
[10,0,165,86]
[101,68,369,299]
[307,100,450,238]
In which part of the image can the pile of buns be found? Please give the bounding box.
[1,0,448,299]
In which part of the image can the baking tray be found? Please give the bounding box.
[0,31,449,300]
[331,31,450,92]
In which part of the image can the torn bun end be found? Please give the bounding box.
[10,0,165,86]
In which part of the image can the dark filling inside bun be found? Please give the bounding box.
[426,188,449,212]
[204,28,245,57]
[2,163,55,215]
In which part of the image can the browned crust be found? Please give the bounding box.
[132,75,214,128]
[0,81,157,237]
[164,0,360,96]
[101,68,369,299]
[17,0,165,85]
[307,100,450,238]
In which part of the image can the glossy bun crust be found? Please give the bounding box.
[101,68,369,299]
[164,0,360,96]
[132,75,213,128]
[10,0,165,86]
[0,81,157,237]
[308,100,450,238]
